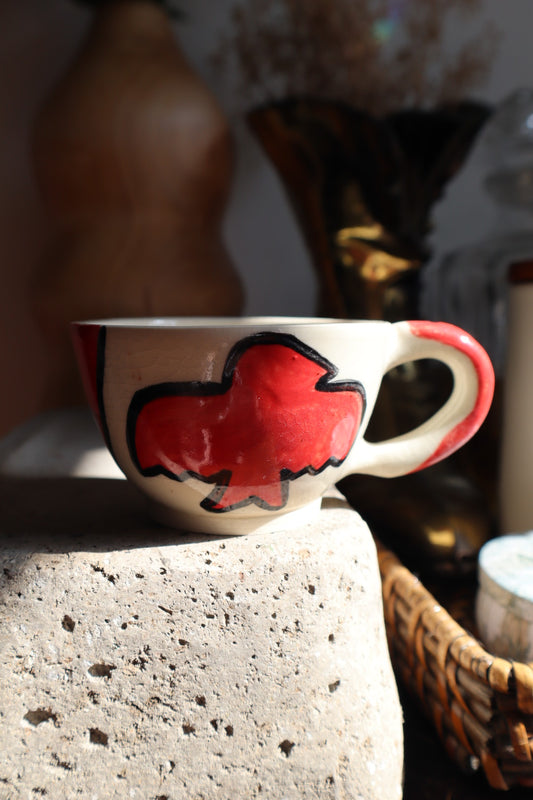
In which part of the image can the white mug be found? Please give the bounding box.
[71,317,494,535]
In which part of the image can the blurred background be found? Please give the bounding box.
[0,0,530,437]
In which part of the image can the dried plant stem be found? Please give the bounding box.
[213,0,500,115]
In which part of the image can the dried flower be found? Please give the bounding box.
[213,0,500,115]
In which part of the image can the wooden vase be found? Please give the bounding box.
[32,0,243,407]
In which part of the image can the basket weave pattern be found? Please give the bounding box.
[376,540,533,790]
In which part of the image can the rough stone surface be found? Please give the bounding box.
[0,471,403,800]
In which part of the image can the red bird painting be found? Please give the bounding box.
[126,333,365,512]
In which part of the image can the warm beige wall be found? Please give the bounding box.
[0,1,88,436]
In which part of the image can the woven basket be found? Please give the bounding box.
[376,539,533,791]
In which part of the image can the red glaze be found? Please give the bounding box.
[128,338,365,512]
[70,323,102,426]
[408,320,495,472]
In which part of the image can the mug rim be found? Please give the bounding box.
[71,316,384,329]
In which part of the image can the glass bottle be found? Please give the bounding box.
[423,88,533,377]
[423,88,533,532]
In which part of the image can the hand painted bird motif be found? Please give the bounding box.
[127,333,365,512]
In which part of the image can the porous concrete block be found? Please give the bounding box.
[0,476,403,799]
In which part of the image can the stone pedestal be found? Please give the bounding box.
[0,412,403,799]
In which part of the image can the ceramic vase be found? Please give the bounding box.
[249,98,494,575]
[32,0,243,407]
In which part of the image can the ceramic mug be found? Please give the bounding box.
[71,317,494,534]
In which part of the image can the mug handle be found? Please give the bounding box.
[342,320,495,479]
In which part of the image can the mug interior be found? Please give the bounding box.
[72,316,369,329]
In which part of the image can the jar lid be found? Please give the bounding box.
[478,532,533,622]
[509,259,533,284]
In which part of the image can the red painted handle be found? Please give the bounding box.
[344,320,495,479]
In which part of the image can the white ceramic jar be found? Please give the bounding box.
[475,531,533,662]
